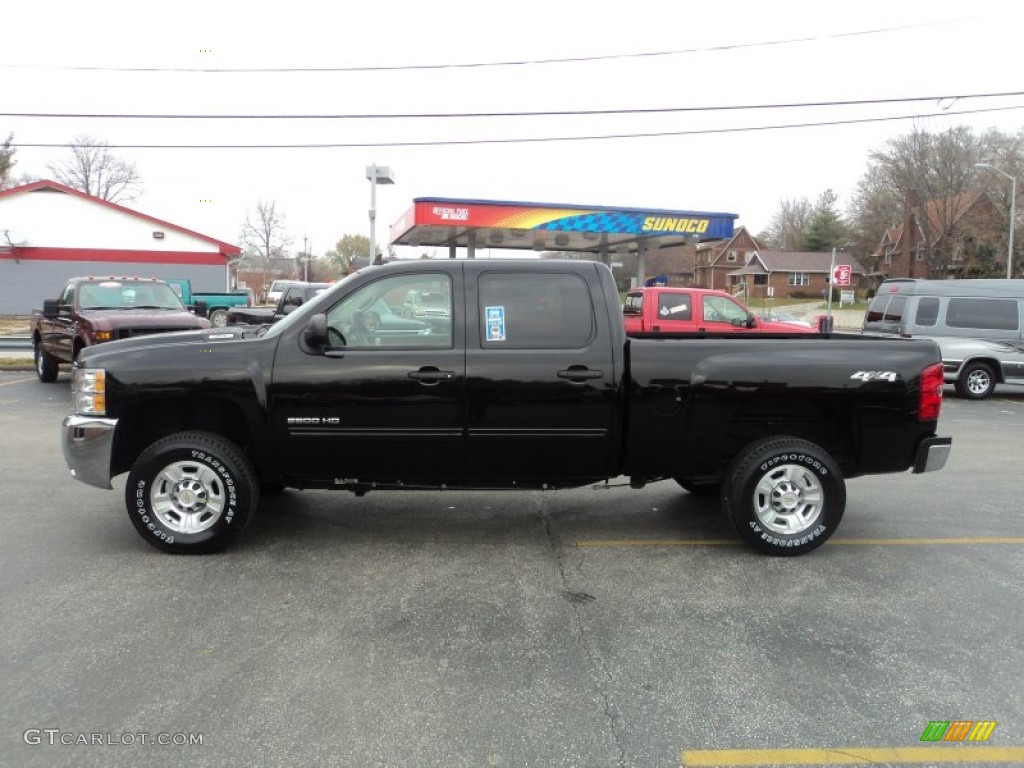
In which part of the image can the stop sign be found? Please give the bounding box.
[833,264,852,286]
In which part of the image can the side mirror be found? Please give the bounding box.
[745,314,757,329]
[303,313,328,349]
[43,299,61,319]
[282,304,296,315]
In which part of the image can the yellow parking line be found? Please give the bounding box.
[681,745,1024,765]
[575,537,1024,549]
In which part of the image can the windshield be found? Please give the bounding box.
[78,281,186,311]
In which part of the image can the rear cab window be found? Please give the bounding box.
[656,292,693,321]
[479,272,594,348]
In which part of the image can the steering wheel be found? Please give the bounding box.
[327,327,347,348]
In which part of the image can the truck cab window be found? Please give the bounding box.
[478,272,593,348]
[657,293,692,320]
[703,295,748,324]
[324,273,452,349]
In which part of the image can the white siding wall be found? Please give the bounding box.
[0,188,220,252]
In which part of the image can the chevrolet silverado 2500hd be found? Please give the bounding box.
[62,259,951,556]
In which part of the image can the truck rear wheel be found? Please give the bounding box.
[721,437,845,556]
[208,308,229,327]
[125,431,259,554]
[34,341,59,382]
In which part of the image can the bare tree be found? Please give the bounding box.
[762,197,813,251]
[240,201,292,295]
[864,125,981,274]
[47,135,142,203]
[0,133,16,190]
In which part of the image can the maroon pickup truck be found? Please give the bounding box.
[31,276,210,382]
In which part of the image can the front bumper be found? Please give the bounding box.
[62,414,118,489]
[912,436,952,473]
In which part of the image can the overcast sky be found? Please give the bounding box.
[4,0,1021,258]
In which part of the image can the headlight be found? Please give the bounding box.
[72,368,106,415]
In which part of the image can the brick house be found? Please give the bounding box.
[870,190,1005,282]
[730,251,867,300]
[643,226,766,289]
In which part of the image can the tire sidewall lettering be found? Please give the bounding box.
[759,453,829,476]
[134,448,241,543]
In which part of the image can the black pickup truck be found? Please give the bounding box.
[226,281,332,326]
[62,259,951,556]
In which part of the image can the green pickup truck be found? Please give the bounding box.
[165,279,253,327]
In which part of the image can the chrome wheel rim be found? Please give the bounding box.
[753,463,824,535]
[150,460,226,534]
[966,369,990,395]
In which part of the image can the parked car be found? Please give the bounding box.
[760,310,815,329]
[62,259,950,557]
[623,286,816,334]
[862,278,1024,399]
[227,282,332,326]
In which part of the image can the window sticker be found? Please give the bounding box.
[485,306,506,342]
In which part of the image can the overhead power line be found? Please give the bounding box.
[0,20,955,74]
[10,104,1023,150]
[1,91,1019,121]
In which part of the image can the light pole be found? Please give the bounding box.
[974,163,1016,279]
[366,164,395,266]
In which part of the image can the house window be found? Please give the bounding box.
[788,272,809,286]
[726,250,737,262]
[753,274,768,286]
[915,243,925,261]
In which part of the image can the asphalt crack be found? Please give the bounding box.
[537,498,627,768]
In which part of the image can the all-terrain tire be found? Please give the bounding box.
[125,431,259,554]
[721,436,845,556]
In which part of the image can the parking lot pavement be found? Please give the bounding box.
[1,373,1022,768]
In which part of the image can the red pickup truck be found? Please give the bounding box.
[623,286,815,334]
[31,276,210,382]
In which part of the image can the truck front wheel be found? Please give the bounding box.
[34,341,59,382]
[721,437,845,556]
[125,431,259,554]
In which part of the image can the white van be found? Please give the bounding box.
[863,278,1024,399]
[265,280,293,306]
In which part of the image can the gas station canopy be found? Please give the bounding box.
[389,197,738,258]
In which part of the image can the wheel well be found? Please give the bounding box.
[718,398,854,478]
[111,397,257,478]
[960,357,1003,383]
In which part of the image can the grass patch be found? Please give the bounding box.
[0,316,31,335]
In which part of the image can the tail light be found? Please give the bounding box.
[918,362,944,421]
